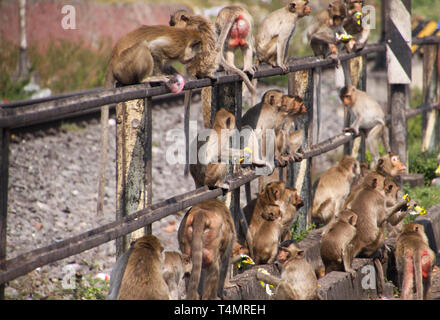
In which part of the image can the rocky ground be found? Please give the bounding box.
[4,67,439,299]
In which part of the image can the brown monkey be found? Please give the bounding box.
[117,235,170,300]
[241,89,285,131]
[216,5,256,76]
[340,85,391,167]
[275,95,308,165]
[343,153,407,210]
[256,1,311,72]
[384,178,410,238]
[163,251,192,300]
[375,153,407,178]
[178,199,236,300]
[307,1,347,59]
[396,223,436,300]
[320,209,358,274]
[279,187,304,241]
[349,173,409,294]
[256,240,320,300]
[97,24,203,214]
[189,108,267,188]
[251,204,284,264]
[169,10,256,127]
[343,0,370,52]
[311,155,359,226]
[246,181,286,256]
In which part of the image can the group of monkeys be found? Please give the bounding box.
[100,0,437,301]
[106,152,436,300]
[97,0,373,212]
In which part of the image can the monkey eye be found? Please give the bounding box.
[391,156,398,162]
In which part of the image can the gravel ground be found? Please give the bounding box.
[5,70,438,300]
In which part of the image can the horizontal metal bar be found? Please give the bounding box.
[0,43,385,129]
[412,36,440,45]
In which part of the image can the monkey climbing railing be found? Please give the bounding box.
[0,36,439,294]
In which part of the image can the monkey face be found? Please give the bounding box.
[261,204,282,221]
[390,154,407,175]
[182,40,202,64]
[346,0,364,15]
[328,1,347,27]
[289,1,311,17]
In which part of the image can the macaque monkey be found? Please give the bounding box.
[256,240,320,300]
[216,5,256,76]
[163,251,192,300]
[343,0,370,52]
[250,187,304,264]
[97,24,203,214]
[241,89,285,131]
[340,85,391,167]
[246,181,286,256]
[189,108,268,188]
[169,10,257,128]
[274,96,307,165]
[117,235,170,300]
[384,178,411,238]
[311,155,359,226]
[251,204,284,264]
[178,199,236,300]
[256,1,311,72]
[396,223,436,300]
[375,153,407,178]
[320,209,358,274]
[307,1,347,59]
[349,173,409,294]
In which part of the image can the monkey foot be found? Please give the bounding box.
[166,74,185,94]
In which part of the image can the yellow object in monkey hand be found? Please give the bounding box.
[403,194,427,216]
[257,268,275,296]
[240,147,253,164]
[435,164,440,176]
[235,254,255,270]
[337,33,354,43]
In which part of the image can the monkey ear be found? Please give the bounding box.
[269,95,275,105]
[296,250,305,259]
[181,14,189,22]
[225,116,232,128]
[372,178,377,189]
[378,159,384,167]
[349,214,357,226]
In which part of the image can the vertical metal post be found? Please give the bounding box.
[0,128,9,300]
[288,69,314,230]
[115,96,152,257]
[386,0,412,167]
[421,44,439,152]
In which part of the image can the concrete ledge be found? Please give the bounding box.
[398,173,425,188]
[224,229,393,300]
[416,203,440,259]
[224,203,440,300]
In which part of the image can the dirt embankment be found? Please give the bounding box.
[0,0,189,52]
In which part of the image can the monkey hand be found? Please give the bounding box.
[166,74,185,94]
[344,127,357,136]
[244,66,257,77]
[276,63,289,74]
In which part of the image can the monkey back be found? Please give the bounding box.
[228,15,249,49]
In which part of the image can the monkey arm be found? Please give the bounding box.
[355,26,370,50]
[310,29,338,46]
[384,199,409,223]
[256,271,282,287]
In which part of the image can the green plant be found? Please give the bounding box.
[60,275,109,300]
[290,220,316,242]
[408,148,439,185]
[403,184,440,211]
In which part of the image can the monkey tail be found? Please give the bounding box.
[187,213,206,300]
[316,67,322,143]
[201,87,212,128]
[184,90,192,176]
[217,13,256,96]
[97,67,115,215]
[382,124,391,154]
[413,250,424,300]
